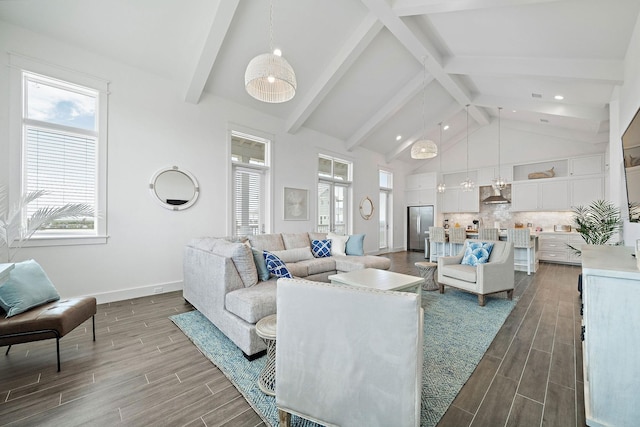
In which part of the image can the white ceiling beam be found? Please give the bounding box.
[445,56,624,84]
[501,119,609,144]
[385,102,463,162]
[360,0,490,126]
[285,13,383,134]
[473,94,609,122]
[346,72,430,151]
[394,0,565,16]
[183,0,240,104]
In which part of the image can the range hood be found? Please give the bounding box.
[482,185,511,204]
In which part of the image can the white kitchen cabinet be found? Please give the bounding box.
[540,180,569,210]
[569,154,603,176]
[581,245,640,427]
[538,232,584,265]
[406,188,436,206]
[510,182,539,211]
[570,176,604,208]
[511,180,570,211]
[439,188,479,213]
[478,165,513,186]
[406,172,437,190]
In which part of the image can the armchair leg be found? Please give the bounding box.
[438,283,444,294]
[278,409,291,427]
[478,295,486,306]
[507,289,514,300]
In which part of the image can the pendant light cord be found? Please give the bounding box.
[498,107,502,177]
[269,1,274,53]
[466,104,470,178]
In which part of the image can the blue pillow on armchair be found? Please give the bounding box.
[461,242,494,266]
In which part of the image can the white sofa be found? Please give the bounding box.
[276,278,423,427]
[182,232,391,357]
[437,239,515,306]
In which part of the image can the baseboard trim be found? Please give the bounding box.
[91,280,183,304]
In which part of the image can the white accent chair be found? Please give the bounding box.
[275,278,423,427]
[437,239,515,306]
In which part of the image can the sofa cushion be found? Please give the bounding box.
[225,280,277,324]
[0,260,61,318]
[461,242,494,266]
[282,233,311,249]
[311,239,332,258]
[345,234,365,256]
[328,232,349,256]
[333,255,391,272]
[308,232,327,242]
[270,247,314,263]
[441,264,477,283]
[295,257,337,275]
[251,247,270,282]
[249,234,285,251]
[194,238,258,287]
[264,252,293,279]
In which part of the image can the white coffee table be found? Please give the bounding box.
[328,268,424,297]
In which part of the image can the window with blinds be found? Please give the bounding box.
[231,131,270,236]
[22,72,98,232]
[317,155,352,234]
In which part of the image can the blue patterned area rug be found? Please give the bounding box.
[170,289,516,427]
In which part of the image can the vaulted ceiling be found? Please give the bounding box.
[1,0,639,164]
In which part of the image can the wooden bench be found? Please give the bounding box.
[0,297,97,371]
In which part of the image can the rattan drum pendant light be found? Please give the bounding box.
[411,57,437,159]
[245,1,296,103]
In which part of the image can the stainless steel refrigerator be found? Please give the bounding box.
[407,205,434,257]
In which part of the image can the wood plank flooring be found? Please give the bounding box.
[0,252,585,427]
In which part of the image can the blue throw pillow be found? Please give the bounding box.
[345,234,365,256]
[251,247,270,281]
[461,242,495,266]
[311,239,332,258]
[263,251,293,279]
[0,259,61,318]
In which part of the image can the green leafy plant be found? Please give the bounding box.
[569,199,622,255]
[0,186,94,262]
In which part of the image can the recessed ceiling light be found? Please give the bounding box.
[512,110,517,113]
[443,125,449,131]
[554,95,564,100]
[396,135,402,141]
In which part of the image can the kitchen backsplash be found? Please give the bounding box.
[440,185,574,231]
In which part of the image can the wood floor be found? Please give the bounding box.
[0,252,585,427]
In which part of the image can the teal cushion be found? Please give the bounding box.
[0,260,60,318]
[345,234,365,256]
[251,247,270,282]
[461,242,494,266]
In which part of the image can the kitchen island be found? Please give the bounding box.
[429,229,539,273]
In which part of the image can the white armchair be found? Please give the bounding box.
[437,239,515,306]
[275,278,423,427]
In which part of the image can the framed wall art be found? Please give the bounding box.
[283,187,309,220]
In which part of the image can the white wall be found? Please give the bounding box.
[0,21,409,302]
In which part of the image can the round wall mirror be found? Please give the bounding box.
[150,166,199,210]
[359,196,374,220]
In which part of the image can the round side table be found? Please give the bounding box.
[415,261,439,291]
[255,314,277,396]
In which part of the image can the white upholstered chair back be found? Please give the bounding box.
[276,278,423,427]
[448,227,467,255]
[429,226,447,262]
[507,228,535,275]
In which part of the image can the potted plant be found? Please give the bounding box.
[0,186,94,263]
[568,199,622,299]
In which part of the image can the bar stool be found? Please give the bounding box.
[478,227,499,241]
[448,227,466,256]
[507,228,534,275]
[429,227,446,262]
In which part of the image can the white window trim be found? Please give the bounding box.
[8,53,109,246]
[317,154,353,235]
[228,125,273,236]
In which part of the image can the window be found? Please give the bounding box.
[9,54,109,245]
[231,131,270,235]
[379,170,393,250]
[317,155,352,234]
